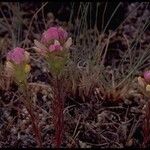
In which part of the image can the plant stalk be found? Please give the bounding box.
[21,82,42,148]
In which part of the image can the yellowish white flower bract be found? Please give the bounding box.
[24,64,31,73]
[137,76,146,88]
[5,61,15,76]
[33,39,48,55]
[146,84,150,92]
[138,74,150,94]
[64,37,72,49]
[24,51,30,63]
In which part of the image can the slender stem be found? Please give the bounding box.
[52,77,65,148]
[21,82,42,148]
[26,106,42,148]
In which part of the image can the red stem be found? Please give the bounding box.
[52,77,65,148]
[142,101,150,147]
[27,106,43,148]
[22,83,42,148]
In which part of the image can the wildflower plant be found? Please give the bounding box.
[34,26,72,148]
[5,47,30,86]
[34,26,72,77]
[138,71,150,96]
[137,70,150,147]
[5,47,42,148]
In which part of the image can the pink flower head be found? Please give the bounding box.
[144,70,150,83]
[7,47,26,64]
[57,27,68,41]
[48,43,63,52]
[41,26,68,44]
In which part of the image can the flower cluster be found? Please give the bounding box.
[34,26,72,56]
[7,47,30,65]
[41,27,68,44]
[5,47,30,84]
[33,26,72,76]
[138,70,150,92]
[5,26,72,80]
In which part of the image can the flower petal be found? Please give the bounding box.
[54,40,61,45]
[138,76,146,88]
[34,40,48,51]
[64,37,72,49]
[146,84,150,92]
[5,61,14,76]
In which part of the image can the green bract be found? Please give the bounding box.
[46,49,69,76]
[13,63,29,85]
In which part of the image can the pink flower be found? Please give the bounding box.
[143,70,150,83]
[48,44,63,52]
[57,27,68,41]
[7,47,28,64]
[41,27,68,44]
